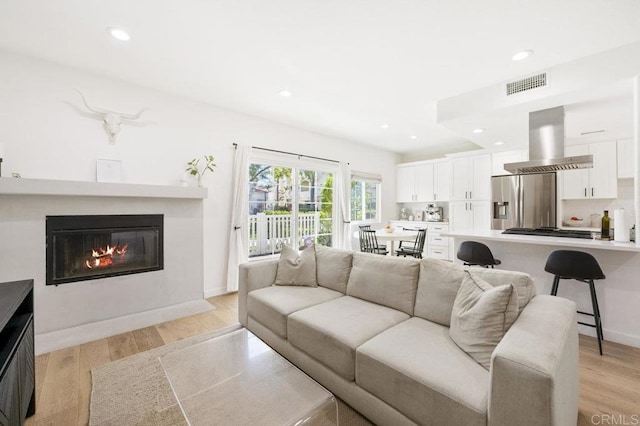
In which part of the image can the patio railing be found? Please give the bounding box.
[249,212,320,257]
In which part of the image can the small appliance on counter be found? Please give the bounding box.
[425,204,443,222]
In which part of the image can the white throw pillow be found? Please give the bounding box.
[449,271,519,370]
[274,244,317,287]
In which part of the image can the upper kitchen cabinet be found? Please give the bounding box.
[396,163,433,202]
[561,141,617,199]
[451,154,491,201]
[491,150,528,176]
[433,160,451,202]
[396,160,450,202]
[617,139,633,179]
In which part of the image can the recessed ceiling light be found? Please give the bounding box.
[380,124,389,129]
[495,141,505,146]
[106,27,131,41]
[279,90,292,97]
[410,135,418,139]
[512,50,534,61]
[472,128,485,134]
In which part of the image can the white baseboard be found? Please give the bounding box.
[204,287,234,298]
[579,325,640,349]
[35,299,214,355]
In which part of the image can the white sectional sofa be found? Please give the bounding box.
[238,246,579,426]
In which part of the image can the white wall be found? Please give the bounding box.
[0,194,204,335]
[0,51,399,297]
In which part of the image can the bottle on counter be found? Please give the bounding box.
[601,210,610,239]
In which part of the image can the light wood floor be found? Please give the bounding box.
[25,293,640,426]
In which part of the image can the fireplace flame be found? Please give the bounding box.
[85,244,128,269]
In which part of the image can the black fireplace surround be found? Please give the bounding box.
[46,215,164,285]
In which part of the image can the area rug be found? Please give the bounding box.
[90,325,371,426]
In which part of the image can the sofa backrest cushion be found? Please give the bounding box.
[414,258,535,326]
[315,245,353,294]
[274,244,317,287]
[346,252,420,315]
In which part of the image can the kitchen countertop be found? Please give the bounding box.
[443,229,640,252]
[390,220,450,225]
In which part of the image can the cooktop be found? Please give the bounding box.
[502,227,592,239]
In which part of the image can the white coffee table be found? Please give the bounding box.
[159,328,338,426]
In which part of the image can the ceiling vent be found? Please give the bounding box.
[506,73,547,96]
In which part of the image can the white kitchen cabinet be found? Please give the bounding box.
[396,160,449,202]
[396,163,433,202]
[451,154,491,201]
[617,139,633,179]
[561,141,617,200]
[433,160,451,201]
[450,200,491,232]
[491,150,528,176]
[396,166,416,202]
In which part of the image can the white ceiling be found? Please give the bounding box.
[1,0,640,155]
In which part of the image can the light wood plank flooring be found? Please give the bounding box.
[25,293,640,426]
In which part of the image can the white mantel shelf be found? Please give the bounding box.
[443,229,640,252]
[0,177,208,199]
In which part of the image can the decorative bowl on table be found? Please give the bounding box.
[562,217,585,227]
[383,226,394,233]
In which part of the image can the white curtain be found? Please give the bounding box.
[334,161,352,250]
[226,144,250,292]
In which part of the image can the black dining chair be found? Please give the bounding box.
[396,229,427,259]
[359,229,388,255]
[456,241,501,268]
[545,250,606,355]
[358,225,385,252]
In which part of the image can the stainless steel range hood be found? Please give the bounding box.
[504,106,593,174]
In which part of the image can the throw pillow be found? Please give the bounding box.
[449,271,519,370]
[274,243,317,287]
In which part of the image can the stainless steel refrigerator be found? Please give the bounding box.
[491,173,557,230]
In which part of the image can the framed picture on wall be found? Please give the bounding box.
[96,159,122,183]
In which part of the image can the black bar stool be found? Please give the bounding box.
[457,241,501,268]
[544,250,605,355]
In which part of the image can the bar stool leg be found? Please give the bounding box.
[591,281,604,341]
[588,279,604,355]
[550,276,560,296]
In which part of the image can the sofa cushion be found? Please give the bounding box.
[315,245,353,294]
[274,244,317,287]
[471,266,536,313]
[449,272,519,370]
[414,258,535,326]
[356,317,489,426]
[346,252,420,315]
[247,286,343,338]
[287,296,410,381]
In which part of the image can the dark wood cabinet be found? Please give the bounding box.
[0,280,35,425]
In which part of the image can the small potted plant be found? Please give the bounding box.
[186,155,216,187]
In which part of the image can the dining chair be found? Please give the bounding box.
[358,225,385,252]
[396,229,427,259]
[359,229,388,255]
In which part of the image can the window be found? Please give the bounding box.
[351,171,381,222]
[248,158,335,258]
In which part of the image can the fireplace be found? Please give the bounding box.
[46,215,163,285]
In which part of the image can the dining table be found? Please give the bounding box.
[375,229,418,255]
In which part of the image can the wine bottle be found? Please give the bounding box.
[601,210,610,239]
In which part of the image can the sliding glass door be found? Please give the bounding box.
[248,160,334,258]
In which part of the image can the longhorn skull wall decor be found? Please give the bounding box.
[75,89,148,143]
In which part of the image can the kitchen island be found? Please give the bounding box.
[443,229,640,349]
